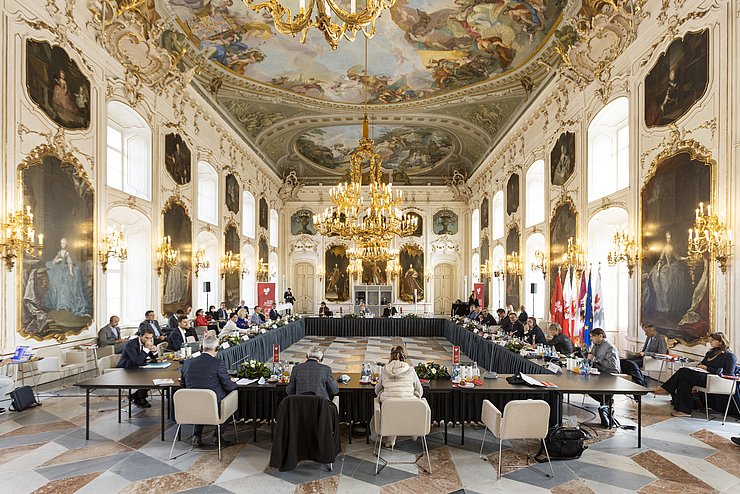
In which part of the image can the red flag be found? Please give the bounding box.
[551,270,568,336]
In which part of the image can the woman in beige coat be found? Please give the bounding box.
[371,345,424,447]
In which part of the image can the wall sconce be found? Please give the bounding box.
[99,227,127,273]
[220,251,241,279]
[386,258,401,280]
[493,258,504,278]
[607,229,638,277]
[688,202,733,273]
[348,258,363,281]
[531,250,548,278]
[561,237,587,274]
[506,251,522,277]
[1,206,43,270]
[425,270,432,283]
[194,248,210,277]
[156,236,178,276]
[256,259,269,281]
[316,265,325,282]
[480,259,492,280]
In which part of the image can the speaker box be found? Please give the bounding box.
[203,282,211,293]
[530,283,537,294]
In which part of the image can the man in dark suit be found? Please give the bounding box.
[525,317,547,345]
[518,305,529,323]
[286,346,338,402]
[216,302,229,322]
[628,324,669,368]
[495,308,507,325]
[477,308,496,326]
[268,303,281,321]
[180,335,238,446]
[382,302,398,318]
[138,310,166,342]
[284,288,295,315]
[506,312,525,339]
[167,309,184,331]
[318,301,332,317]
[118,327,158,407]
[167,315,191,353]
[98,315,126,353]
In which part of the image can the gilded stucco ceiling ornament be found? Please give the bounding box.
[445,170,472,202]
[290,235,319,255]
[17,125,94,169]
[550,0,646,88]
[640,122,717,172]
[277,171,303,201]
[88,0,196,96]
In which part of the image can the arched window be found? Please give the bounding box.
[492,191,504,240]
[525,160,545,227]
[106,101,151,200]
[196,231,219,311]
[241,243,256,306]
[471,253,480,283]
[243,191,255,238]
[269,251,279,283]
[106,207,151,326]
[588,207,629,332]
[492,245,505,309]
[588,97,629,202]
[197,161,218,225]
[269,209,279,247]
[525,233,546,318]
[471,208,480,249]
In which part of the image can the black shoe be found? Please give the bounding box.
[598,405,613,429]
[191,434,203,447]
[731,437,740,446]
[134,398,151,408]
[213,435,232,447]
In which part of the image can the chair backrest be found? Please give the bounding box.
[97,345,115,358]
[500,399,550,440]
[194,326,208,339]
[173,389,220,426]
[705,374,738,395]
[186,336,196,343]
[36,345,63,360]
[65,350,87,366]
[378,398,431,437]
[98,354,120,373]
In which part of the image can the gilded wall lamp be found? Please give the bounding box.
[561,237,587,274]
[220,251,241,279]
[531,250,548,278]
[688,202,733,273]
[194,248,210,277]
[99,227,128,273]
[506,251,523,277]
[156,236,178,276]
[607,229,638,276]
[480,259,492,280]
[1,206,43,270]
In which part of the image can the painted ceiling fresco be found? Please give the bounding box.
[161,0,565,185]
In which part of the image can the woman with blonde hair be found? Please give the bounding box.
[371,345,424,447]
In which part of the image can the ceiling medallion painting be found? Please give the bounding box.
[295,125,453,173]
[167,0,564,104]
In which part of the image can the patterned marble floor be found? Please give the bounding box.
[1,337,738,494]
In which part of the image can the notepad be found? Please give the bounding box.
[236,378,259,385]
[141,362,171,369]
[153,378,174,386]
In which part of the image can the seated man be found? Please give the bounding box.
[167,309,184,331]
[467,304,480,320]
[118,327,159,407]
[547,323,574,355]
[286,346,338,402]
[587,328,621,428]
[477,307,496,326]
[318,301,333,317]
[495,308,507,325]
[268,303,281,321]
[250,306,264,326]
[382,302,398,318]
[180,335,238,447]
[98,315,126,354]
[506,312,525,339]
[219,313,240,335]
[628,324,668,368]
[138,310,166,343]
[215,302,229,322]
[167,315,191,352]
[525,317,547,345]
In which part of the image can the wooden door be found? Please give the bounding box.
[433,264,456,315]
[293,263,315,314]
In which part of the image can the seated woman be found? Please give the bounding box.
[194,309,209,327]
[662,332,737,417]
[236,308,250,329]
[371,345,424,447]
[358,302,369,316]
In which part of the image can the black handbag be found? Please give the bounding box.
[9,386,40,412]
[535,426,590,462]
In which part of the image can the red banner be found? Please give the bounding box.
[474,283,485,308]
[453,346,460,365]
[257,282,276,308]
[273,344,280,363]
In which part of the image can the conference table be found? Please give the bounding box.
[77,317,649,447]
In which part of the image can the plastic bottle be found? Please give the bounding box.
[473,362,480,378]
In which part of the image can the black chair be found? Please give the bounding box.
[269,394,341,472]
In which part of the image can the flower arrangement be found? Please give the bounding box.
[505,339,526,353]
[415,361,451,380]
[463,320,480,331]
[343,313,359,318]
[286,314,302,322]
[404,313,421,319]
[451,315,466,325]
[219,333,242,348]
[236,359,271,379]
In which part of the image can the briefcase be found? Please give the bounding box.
[9,386,40,412]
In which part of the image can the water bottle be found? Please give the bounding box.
[472,362,480,379]
[582,359,591,376]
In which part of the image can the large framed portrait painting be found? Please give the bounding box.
[505,227,520,308]
[162,199,192,315]
[549,198,578,292]
[164,133,192,185]
[506,174,519,215]
[225,174,239,214]
[224,224,240,308]
[550,132,575,186]
[26,40,91,129]
[20,150,94,341]
[399,244,424,302]
[641,148,712,344]
[325,245,349,302]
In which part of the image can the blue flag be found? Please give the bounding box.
[583,270,593,347]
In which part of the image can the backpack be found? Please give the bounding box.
[9,386,40,412]
[535,426,590,462]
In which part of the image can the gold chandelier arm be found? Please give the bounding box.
[246,0,315,36]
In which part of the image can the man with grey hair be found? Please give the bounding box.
[180,335,237,447]
[286,346,338,402]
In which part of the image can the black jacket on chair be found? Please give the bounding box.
[269,394,341,471]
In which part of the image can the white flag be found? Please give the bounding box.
[593,264,605,328]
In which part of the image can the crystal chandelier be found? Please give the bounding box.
[244,0,396,50]
[607,229,638,276]
[99,227,128,273]
[688,202,733,273]
[347,255,363,281]
[506,251,522,277]
[155,236,178,276]
[1,206,43,270]
[386,257,401,280]
[561,237,587,273]
[220,251,241,279]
